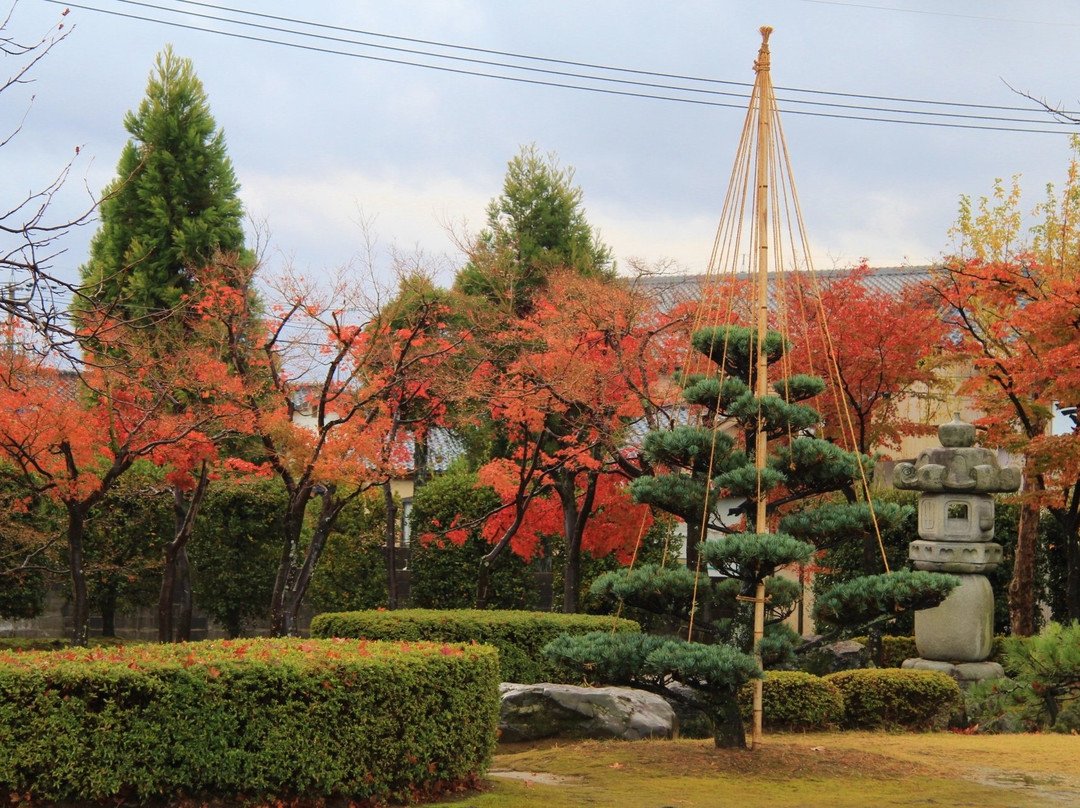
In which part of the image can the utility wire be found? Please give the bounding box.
[166,0,1069,115]
[116,0,1077,127]
[45,0,1080,135]
[796,0,1080,27]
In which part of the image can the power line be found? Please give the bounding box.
[166,0,1068,114]
[44,0,1080,134]
[796,0,1080,27]
[135,0,1080,128]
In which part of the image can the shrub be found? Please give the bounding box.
[738,671,844,730]
[826,668,961,730]
[0,638,499,804]
[407,471,536,610]
[311,608,640,683]
[306,491,387,614]
[967,622,1080,733]
[188,478,284,637]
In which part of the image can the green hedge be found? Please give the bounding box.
[739,671,844,731]
[0,638,499,804]
[311,608,641,683]
[826,668,961,730]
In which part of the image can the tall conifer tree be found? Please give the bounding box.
[79,45,247,324]
[455,144,613,316]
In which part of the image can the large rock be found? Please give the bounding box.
[662,682,712,739]
[499,683,676,743]
[800,638,870,675]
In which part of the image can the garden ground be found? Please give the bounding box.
[429,732,1080,807]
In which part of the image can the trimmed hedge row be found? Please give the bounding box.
[311,608,641,684]
[735,668,961,731]
[739,671,845,730]
[826,668,962,730]
[0,638,500,804]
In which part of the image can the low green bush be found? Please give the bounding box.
[826,668,961,730]
[0,638,499,804]
[311,608,640,683]
[738,671,844,731]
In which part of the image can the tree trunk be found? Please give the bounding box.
[159,539,195,642]
[563,532,581,614]
[1009,478,1041,637]
[270,495,309,637]
[1067,530,1080,622]
[476,560,492,610]
[862,531,883,664]
[558,468,600,614]
[67,505,90,647]
[685,517,703,573]
[477,500,530,609]
[710,692,748,749]
[158,469,209,643]
[176,547,192,642]
[385,480,399,610]
[414,436,430,488]
[558,477,582,614]
[99,586,117,638]
[276,485,344,636]
[158,542,178,643]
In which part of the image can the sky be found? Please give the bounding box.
[8,0,1080,293]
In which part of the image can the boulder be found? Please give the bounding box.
[801,638,870,675]
[499,683,676,743]
[662,682,713,739]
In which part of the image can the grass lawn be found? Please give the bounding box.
[427,732,1080,807]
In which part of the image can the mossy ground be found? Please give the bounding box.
[427,732,1080,808]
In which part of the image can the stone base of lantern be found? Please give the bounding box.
[901,657,1004,689]
[913,574,994,662]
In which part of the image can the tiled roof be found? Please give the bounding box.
[631,265,933,309]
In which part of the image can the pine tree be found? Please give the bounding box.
[547,324,958,748]
[79,45,248,325]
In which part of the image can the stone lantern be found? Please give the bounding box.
[893,416,1021,683]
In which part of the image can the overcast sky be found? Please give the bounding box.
[8,0,1080,292]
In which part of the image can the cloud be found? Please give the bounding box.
[242,168,492,284]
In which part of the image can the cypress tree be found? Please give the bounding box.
[79,45,248,325]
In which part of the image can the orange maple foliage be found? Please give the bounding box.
[196,263,464,633]
[932,153,1080,624]
[463,271,681,609]
[782,264,947,455]
[0,315,240,645]
[678,267,946,457]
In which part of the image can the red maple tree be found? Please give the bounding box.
[932,161,1080,630]
[783,264,947,456]
[458,270,683,611]
[198,262,463,634]
[0,317,235,646]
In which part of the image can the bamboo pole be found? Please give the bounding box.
[751,24,773,752]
